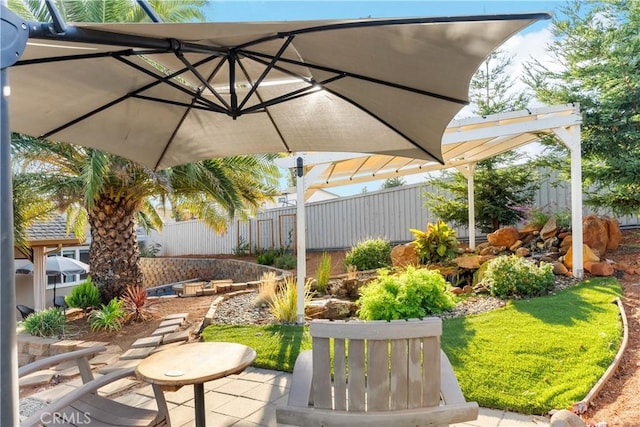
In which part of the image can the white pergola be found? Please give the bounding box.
[276,103,583,321]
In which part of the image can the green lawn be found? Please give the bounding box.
[201,278,622,414]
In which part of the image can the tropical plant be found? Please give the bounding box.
[268,276,313,323]
[139,241,161,258]
[22,308,66,338]
[481,255,555,298]
[344,238,392,271]
[65,276,101,310]
[12,173,55,256]
[88,298,126,331]
[315,252,332,294]
[410,220,459,265]
[121,285,154,322]
[357,266,455,320]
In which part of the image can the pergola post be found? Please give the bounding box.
[457,163,477,249]
[295,156,306,324]
[554,125,583,279]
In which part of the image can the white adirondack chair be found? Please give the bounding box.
[276,318,478,427]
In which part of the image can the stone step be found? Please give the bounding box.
[151,325,179,336]
[131,336,163,348]
[158,318,184,328]
[162,330,190,345]
[19,369,56,387]
[120,347,155,360]
[97,359,140,374]
[164,312,188,320]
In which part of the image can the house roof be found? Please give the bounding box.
[15,215,84,259]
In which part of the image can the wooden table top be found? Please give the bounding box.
[135,342,256,388]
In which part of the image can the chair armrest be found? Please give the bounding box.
[288,349,313,407]
[440,350,467,405]
[18,346,106,380]
[21,366,136,427]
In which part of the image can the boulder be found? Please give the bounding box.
[564,244,600,270]
[585,261,614,277]
[509,240,523,251]
[515,247,531,257]
[606,217,622,250]
[519,223,542,234]
[390,243,419,268]
[583,215,608,256]
[540,216,558,240]
[487,227,520,248]
[552,262,569,276]
[452,255,480,270]
[550,409,586,427]
[305,298,356,320]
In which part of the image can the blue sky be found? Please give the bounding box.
[203,1,565,196]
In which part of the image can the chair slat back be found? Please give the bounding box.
[309,318,442,412]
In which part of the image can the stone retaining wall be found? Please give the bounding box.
[15,334,97,367]
[140,258,289,288]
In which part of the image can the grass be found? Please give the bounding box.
[201,278,622,414]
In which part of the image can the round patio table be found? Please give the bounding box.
[135,342,256,427]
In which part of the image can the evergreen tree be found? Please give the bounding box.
[525,0,640,216]
[425,50,539,232]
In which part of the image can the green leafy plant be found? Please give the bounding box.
[481,255,555,298]
[316,252,332,294]
[233,236,250,256]
[88,298,126,331]
[527,207,551,228]
[256,251,276,266]
[121,285,154,322]
[344,238,392,271]
[274,253,296,269]
[22,308,66,338]
[65,276,101,310]
[357,266,455,320]
[269,276,313,323]
[410,220,459,265]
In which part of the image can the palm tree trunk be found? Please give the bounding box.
[88,194,142,302]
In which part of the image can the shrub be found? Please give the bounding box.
[66,276,101,310]
[256,251,276,266]
[344,238,392,271]
[268,276,313,323]
[410,220,459,265]
[481,255,555,298]
[139,241,161,257]
[121,285,154,322]
[88,299,126,331]
[22,308,66,338]
[357,266,455,320]
[254,272,278,306]
[233,236,249,256]
[274,253,296,269]
[316,252,332,294]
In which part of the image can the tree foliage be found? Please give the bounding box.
[425,50,539,232]
[525,0,640,216]
[380,177,406,189]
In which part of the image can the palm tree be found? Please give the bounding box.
[13,136,280,301]
[10,1,281,301]
[12,173,55,256]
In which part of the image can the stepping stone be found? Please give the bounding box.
[151,325,179,336]
[19,370,56,387]
[131,336,163,348]
[97,359,140,374]
[152,341,185,354]
[164,313,188,320]
[96,378,138,397]
[52,359,80,371]
[162,330,190,344]
[120,347,154,360]
[158,318,183,328]
[89,352,120,366]
[56,366,82,379]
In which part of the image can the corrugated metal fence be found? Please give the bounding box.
[149,171,640,256]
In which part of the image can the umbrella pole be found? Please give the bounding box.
[1,5,28,423]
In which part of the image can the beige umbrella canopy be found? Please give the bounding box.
[1,5,549,422]
[9,13,549,170]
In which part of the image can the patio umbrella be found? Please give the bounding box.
[15,256,90,302]
[0,4,550,422]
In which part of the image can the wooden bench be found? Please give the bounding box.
[276,318,478,427]
[19,346,169,427]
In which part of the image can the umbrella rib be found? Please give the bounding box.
[40,54,224,139]
[242,49,468,106]
[130,94,226,113]
[14,49,161,66]
[322,85,444,163]
[153,90,201,170]
[235,58,292,153]
[237,36,295,111]
[175,52,231,111]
